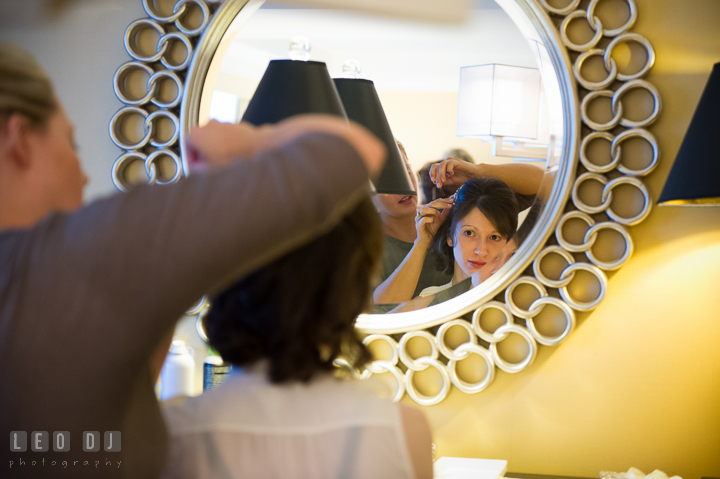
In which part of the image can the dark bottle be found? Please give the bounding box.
[203,347,233,392]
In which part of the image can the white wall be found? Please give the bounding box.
[0,0,145,202]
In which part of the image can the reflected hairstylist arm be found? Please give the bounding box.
[430,158,544,196]
[372,197,453,304]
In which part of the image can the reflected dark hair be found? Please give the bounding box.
[205,195,382,384]
[432,177,519,274]
[514,197,543,247]
[417,153,475,203]
[417,160,451,203]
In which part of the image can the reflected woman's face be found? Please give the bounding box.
[372,193,418,219]
[448,208,508,281]
[372,144,419,219]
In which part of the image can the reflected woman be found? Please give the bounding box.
[371,141,453,306]
[419,177,519,297]
[491,196,544,272]
[377,157,542,307]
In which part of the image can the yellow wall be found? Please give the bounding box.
[418,1,720,477]
[2,0,718,477]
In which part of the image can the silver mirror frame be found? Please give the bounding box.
[111,0,659,405]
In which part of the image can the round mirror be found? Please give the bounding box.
[181,0,577,334]
[113,0,659,405]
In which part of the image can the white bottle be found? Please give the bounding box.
[160,339,195,401]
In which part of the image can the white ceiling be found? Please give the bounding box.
[217,0,538,93]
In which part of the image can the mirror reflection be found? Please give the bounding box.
[199,0,564,315]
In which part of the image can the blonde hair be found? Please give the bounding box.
[0,43,57,127]
[443,148,474,164]
[396,139,409,162]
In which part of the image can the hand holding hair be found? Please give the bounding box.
[429,157,480,189]
[414,197,454,246]
[430,157,544,196]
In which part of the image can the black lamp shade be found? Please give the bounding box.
[241,60,346,125]
[334,78,417,196]
[658,62,720,205]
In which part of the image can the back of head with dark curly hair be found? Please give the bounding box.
[205,195,383,384]
[432,177,519,274]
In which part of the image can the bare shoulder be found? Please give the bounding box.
[399,403,433,479]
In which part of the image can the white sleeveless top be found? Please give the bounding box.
[161,367,415,479]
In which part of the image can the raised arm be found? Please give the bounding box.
[372,198,453,304]
[372,240,429,304]
[430,158,544,196]
[186,115,385,175]
[22,117,384,358]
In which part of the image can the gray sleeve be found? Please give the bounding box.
[23,132,370,354]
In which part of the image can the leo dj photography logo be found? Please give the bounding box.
[9,431,121,470]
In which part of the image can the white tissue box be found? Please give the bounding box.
[433,457,508,479]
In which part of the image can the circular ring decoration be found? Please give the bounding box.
[149,70,184,108]
[471,301,515,344]
[145,149,183,185]
[524,296,576,346]
[587,0,637,37]
[574,49,617,91]
[360,360,406,403]
[436,319,477,361]
[556,210,596,253]
[505,276,548,319]
[559,263,608,311]
[538,0,581,16]
[333,357,361,380]
[572,172,611,215]
[363,334,400,373]
[143,0,187,23]
[611,128,659,177]
[195,308,209,342]
[124,19,167,63]
[601,176,653,225]
[112,0,661,406]
[174,0,213,36]
[109,106,152,150]
[113,61,157,106]
[580,131,620,173]
[489,324,537,374]
[186,295,210,315]
[581,89,623,131]
[604,32,654,81]
[398,331,439,372]
[448,343,495,394]
[111,150,148,192]
[584,222,634,270]
[158,32,194,70]
[611,79,662,128]
[145,110,180,149]
[404,357,451,406]
[533,245,576,289]
[560,11,603,52]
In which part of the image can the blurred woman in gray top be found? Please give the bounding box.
[0,43,385,479]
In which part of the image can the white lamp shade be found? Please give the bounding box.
[456,64,541,140]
